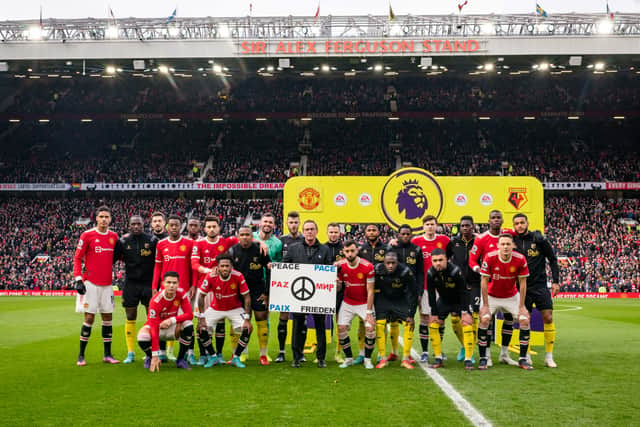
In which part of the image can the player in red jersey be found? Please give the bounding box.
[152,215,194,293]
[477,234,533,370]
[137,272,194,372]
[335,240,377,369]
[468,210,518,366]
[151,214,194,361]
[73,206,120,366]
[411,215,450,363]
[197,253,252,368]
[190,216,238,364]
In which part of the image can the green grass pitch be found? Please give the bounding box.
[0,297,638,426]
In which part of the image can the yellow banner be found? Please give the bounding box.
[284,168,543,241]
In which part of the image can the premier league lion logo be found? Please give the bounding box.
[396,179,428,220]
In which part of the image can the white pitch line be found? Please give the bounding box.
[400,337,493,427]
[553,305,583,312]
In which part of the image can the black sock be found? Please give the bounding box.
[277,319,288,352]
[198,329,216,355]
[519,328,530,360]
[159,340,167,352]
[138,340,152,358]
[197,330,208,357]
[178,325,194,361]
[102,321,113,356]
[189,329,196,352]
[502,317,514,348]
[478,327,489,358]
[340,335,353,358]
[439,325,445,342]
[419,324,429,353]
[364,336,375,359]
[234,328,251,357]
[215,322,226,355]
[79,323,92,357]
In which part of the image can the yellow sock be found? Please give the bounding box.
[358,319,365,354]
[451,315,464,346]
[402,321,414,358]
[463,324,474,360]
[335,322,342,353]
[167,340,174,353]
[125,320,136,353]
[544,322,556,353]
[429,323,442,358]
[257,320,269,354]
[376,320,387,358]
[472,312,479,345]
[389,321,400,354]
[230,329,240,352]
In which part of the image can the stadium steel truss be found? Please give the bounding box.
[0,13,639,42]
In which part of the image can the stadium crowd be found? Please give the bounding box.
[4,73,639,114]
[0,119,637,183]
[1,195,637,292]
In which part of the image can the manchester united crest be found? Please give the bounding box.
[298,187,321,210]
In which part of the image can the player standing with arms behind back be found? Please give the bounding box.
[512,213,560,368]
[73,206,120,366]
[477,234,533,370]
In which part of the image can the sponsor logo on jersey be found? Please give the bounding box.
[381,168,443,233]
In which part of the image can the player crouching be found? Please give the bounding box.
[137,272,194,372]
[197,254,253,368]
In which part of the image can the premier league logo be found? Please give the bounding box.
[381,168,444,233]
[396,179,428,220]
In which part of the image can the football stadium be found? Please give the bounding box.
[0,1,639,426]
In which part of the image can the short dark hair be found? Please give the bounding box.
[204,215,220,225]
[384,251,398,260]
[422,215,437,224]
[262,212,276,220]
[163,271,179,280]
[287,211,300,219]
[167,214,183,223]
[431,248,446,257]
[327,222,339,229]
[343,239,358,248]
[129,214,143,222]
[365,223,380,230]
[238,225,252,233]
[151,211,165,220]
[460,216,474,224]
[498,233,514,241]
[489,210,503,217]
[216,253,233,264]
[398,224,412,233]
[513,213,528,222]
[96,205,111,215]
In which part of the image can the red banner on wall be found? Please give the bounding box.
[0,290,123,296]
[556,292,640,299]
[605,182,640,190]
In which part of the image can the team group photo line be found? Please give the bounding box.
[74,206,559,372]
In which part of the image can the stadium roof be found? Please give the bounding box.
[0,13,639,61]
